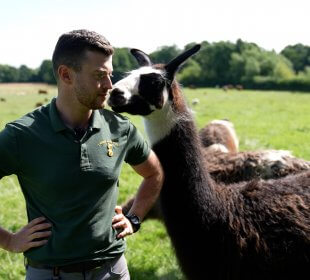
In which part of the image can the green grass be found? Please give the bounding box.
[0,83,310,279]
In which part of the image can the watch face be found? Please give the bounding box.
[126,214,141,232]
[131,216,139,224]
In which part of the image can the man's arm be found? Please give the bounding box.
[0,217,52,253]
[112,150,164,238]
[0,126,52,253]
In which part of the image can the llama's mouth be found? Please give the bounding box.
[108,94,127,108]
[109,95,154,116]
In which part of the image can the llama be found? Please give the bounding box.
[108,45,310,280]
[199,119,239,153]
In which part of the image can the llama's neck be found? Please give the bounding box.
[143,102,192,146]
[143,102,175,146]
[143,99,225,280]
[144,104,221,220]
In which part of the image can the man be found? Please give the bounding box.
[0,29,164,279]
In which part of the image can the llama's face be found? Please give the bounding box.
[108,45,201,116]
[108,66,170,116]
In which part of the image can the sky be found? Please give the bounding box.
[1,0,310,69]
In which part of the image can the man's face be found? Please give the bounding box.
[73,50,113,110]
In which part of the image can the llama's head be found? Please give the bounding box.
[199,120,239,153]
[108,44,201,116]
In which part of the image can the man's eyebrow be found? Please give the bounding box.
[95,69,112,74]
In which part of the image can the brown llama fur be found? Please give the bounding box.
[123,122,310,220]
[199,119,239,153]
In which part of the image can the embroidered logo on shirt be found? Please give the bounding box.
[98,140,119,157]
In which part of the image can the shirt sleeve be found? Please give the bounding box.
[0,124,20,179]
[125,122,150,165]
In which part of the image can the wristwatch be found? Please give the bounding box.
[125,214,141,233]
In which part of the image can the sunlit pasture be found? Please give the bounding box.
[0,83,310,279]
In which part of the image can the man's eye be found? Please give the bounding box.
[96,73,105,79]
[96,72,113,79]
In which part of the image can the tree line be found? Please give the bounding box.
[1,39,310,91]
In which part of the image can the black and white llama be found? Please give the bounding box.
[108,45,310,280]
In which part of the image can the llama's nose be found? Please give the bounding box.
[108,88,127,106]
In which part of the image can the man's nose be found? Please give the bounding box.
[101,76,113,90]
[105,76,113,90]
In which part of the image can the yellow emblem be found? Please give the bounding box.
[98,140,119,157]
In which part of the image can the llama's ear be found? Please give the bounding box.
[165,44,201,81]
[130,49,152,66]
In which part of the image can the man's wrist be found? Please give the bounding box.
[0,227,13,251]
[125,214,141,233]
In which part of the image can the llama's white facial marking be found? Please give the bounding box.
[108,66,168,116]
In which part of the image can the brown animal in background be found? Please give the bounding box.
[38,89,48,94]
[236,84,244,90]
[0,98,6,102]
[199,119,239,153]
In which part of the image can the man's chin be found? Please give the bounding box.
[92,104,105,110]
[90,100,106,110]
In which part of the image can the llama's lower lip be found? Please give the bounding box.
[108,95,126,107]
[110,105,125,113]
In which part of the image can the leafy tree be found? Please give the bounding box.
[18,65,36,82]
[178,60,202,86]
[243,57,260,81]
[281,44,310,73]
[38,60,56,84]
[0,65,19,82]
[229,52,245,84]
[150,45,181,64]
[272,59,295,80]
[194,41,236,85]
[112,48,137,82]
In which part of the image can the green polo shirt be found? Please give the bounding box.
[0,98,150,266]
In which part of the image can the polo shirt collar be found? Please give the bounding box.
[89,109,102,130]
[49,98,103,132]
[49,98,67,133]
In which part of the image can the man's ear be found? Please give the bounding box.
[58,65,73,84]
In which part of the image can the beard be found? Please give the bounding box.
[74,83,107,110]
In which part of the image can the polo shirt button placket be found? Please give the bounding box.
[80,143,91,170]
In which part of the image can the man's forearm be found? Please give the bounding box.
[129,150,164,220]
[128,172,163,220]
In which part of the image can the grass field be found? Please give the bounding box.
[0,83,310,279]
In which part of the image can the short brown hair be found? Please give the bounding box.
[52,29,114,79]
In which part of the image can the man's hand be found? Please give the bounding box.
[112,206,133,239]
[4,217,52,253]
